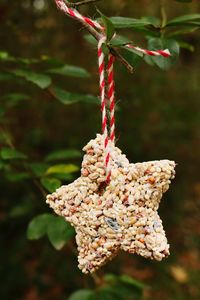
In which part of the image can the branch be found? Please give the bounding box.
[64,0,102,7]
[84,24,134,73]
[61,4,134,73]
[110,48,134,73]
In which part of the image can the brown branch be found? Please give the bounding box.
[91,272,102,286]
[32,178,47,199]
[61,4,134,73]
[110,48,134,73]
[64,0,102,7]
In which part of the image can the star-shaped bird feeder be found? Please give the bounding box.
[46,134,175,274]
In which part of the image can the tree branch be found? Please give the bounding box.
[110,48,134,73]
[62,4,134,73]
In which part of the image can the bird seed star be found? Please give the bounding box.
[46,134,176,274]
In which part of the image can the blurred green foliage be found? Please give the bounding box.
[0,0,200,299]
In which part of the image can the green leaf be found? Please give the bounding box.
[0,51,15,61]
[104,273,118,283]
[41,177,61,193]
[53,86,99,105]
[146,37,180,70]
[27,214,75,249]
[1,148,27,160]
[3,93,29,101]
[167,26,200,37]
[168,21,200,27]
[167,14,200,26]
[109,17,151,28]
[2,93,30,107]
[0,107,6,119]
[10,202,33,218]
[178,41,195,52]
[0,52,38,64]
[119,48,142,68]
[47,217,75,250]
[97,287,122,300]
[5,171,30,182]
[84,34,97,46]
[98,11,115,42]
[144,55,156,67]
[119,275,145,290]
[183,22,200,26]
[0,130,12,145]
[46,164,79,175]
[110,35,132,47]
[12,69,52,89]
[131,26,160,37]
[0,51,9,60]
[102,44,110,56]
[29,162,49,177]
[141,16,161,27]
[69,290,95,300]
[27,214,53,240]
[0,72,14,81]
[53,87,78,104]
[0,160,6,170]
[47,64,90,78]
[48,172,73,181]
[45,149,82,162]
[102,274,144,300]
[17,58,39,65]
[102,274,145,300]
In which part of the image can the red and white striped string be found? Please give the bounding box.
[98,37,112,183]
[55,0,103,30]
[54,0,171,58]
[107,54,116,143]
[54,0,171,183]
[126,44,170,57]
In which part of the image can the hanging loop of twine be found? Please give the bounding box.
[54,0,172,183]
[98,37,115,183]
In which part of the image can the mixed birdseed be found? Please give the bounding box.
[46,134,175,274]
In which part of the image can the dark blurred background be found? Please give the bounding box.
[0,0,200,299]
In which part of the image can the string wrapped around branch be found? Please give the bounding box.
[55,0,171,57]
[54,0,171,180]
